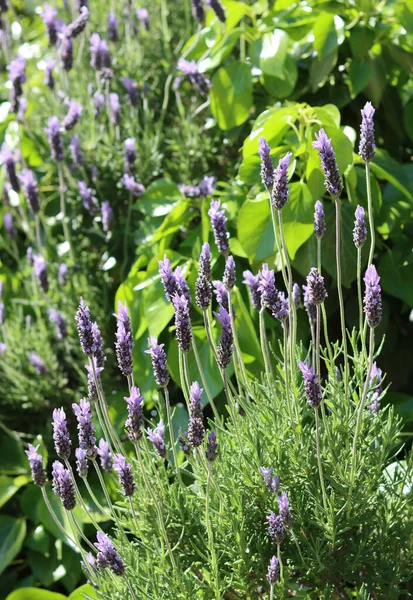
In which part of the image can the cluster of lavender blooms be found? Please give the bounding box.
[190,0,226,24]
[175,59,211,96]
[179,175,215,198]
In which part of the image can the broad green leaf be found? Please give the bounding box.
[313,104,341,128]
[233,288,263,372]
[262,55,297,98]
[403,101,413,144]
[210,62,253,130]
[0,516,26,575]
[313,13,337,59]
[220,0,250,31]
[242,107,297,159]
[347,61,373,98]
[259,30,289,78]
[379,246,413,307]
[369,150,413,202]
[6,590,67,600]
[69,585,98,600]
[137,180,182,216]
[0,434,28,474]
[386,393,413,423]
[309,52,337,92]
[27,548,57,587]
[349,26,375,59]
[365,54,387,106]
[142,281,175,337]
[0,475,30,509]
[237,195,275,262]
[199,29,241,72]
[25,525,50,554]
[282,182,314,260]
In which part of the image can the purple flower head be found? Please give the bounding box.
[200,242,212,280]
[208,199,229,255]
[206,0,226,22]
[188,381,205,447]
[176,59,210,96]
[98,439,113,472]
[66,6,89,38]
[159,255,177,302]
[48,308,67,341]
[125,386,144,442]
[56,468,76,510]
[190,0,204,22]
[45,117,64,161]
[0,0,9,12]
[58,263,68,286]
[259,467,279,495]
[243,270,262,310]
[20,169,40,213]
[109,93,120,125]
[122,77,139,106]
[26,444,46,486]
[91,321,105,368]
[199,176,215,197]
[172,293,192,353]
[85,359,103,402]
[7,56,26,109]
[145,337,169,388]
[113,454,136,496]
[292,283,301,308]
[147,419,167,458]
[266,511,285,544]
[101,200,114,232]
[61,36,73,71]
[95,532,125,575]
[175,266,191,304]
[212,280,229,311]
[81,552,96,571]
[72,397,97,458]
[258,264,284,317]
[114,301,134,377]
[312,129,343,197]
[306,267,327,305]
[368,361,383,413]
[314,200,326,240]
[52,460,64,495]
[0,303,4,325]
[33,254,48,293]
[267,556,279,585]
[363,265,382,329]
[76,297,95,355]
[0,145,20,192]
[195,243,212,310]
[0,343,6,355]
[136,7,150,29]
[42,3,58,44]
[78,181,99,215]
[275,292,289,321]
[90,33,110,70]
[359,102,375,163]
[121,173,145,197]
[3,212,16,239]
[107,11,118,41]
[178,430,191,455]
[271,152,292,211]
[303,284,316,325]
[52,408,72,459]
[62,100,82,131]
[75,447,88,478]
[124,137,136,166]
[223,255,236,290]
[299,361,322,408]
[44,59,55,89]
[277,491,292,528]
[93,91,105,116]
[213,306,233,369]
[353,205,367,248]
[206,430,218,462]
[179,183,201,198]
[258,136,274,190]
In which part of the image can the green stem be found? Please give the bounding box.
[124,575,138,600]
[41,487,77,547]
[57,162,74,264]
[270,204,288,290]
[315,407,328,513]
[317,239,333,362]
[227,288,250,394]
[69,510,96,553]
[366,161,375,266]
[259,309,273,380]
[277,542,284,593]
[179,350,190,406]
[357,247,366,359]
[335,195,349,398]
[83,476,113,519]
[278,210,296,380]
[64,460,102,532]
[206,462,220,599]
[191,335,220,422]
[164,387,184,489]
[121,192,133,280]
[203,309,219,362]
[316,305,321,379]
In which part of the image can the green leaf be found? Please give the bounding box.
[379,247,413,307]
[25,525,50,554]
[369,150,413,202]
[309,52,337,92]
[403,101,413,144]
[142,281,175,338]
[6,590,67,600]
[27,548,57,587]
[242,106,297,159]
[68,585,98,600]
[313,13,338,59]
[313,104,341,128]
[349,26,375,59]
[137,180,182,216]
[0,516,26,575]
[259,30,289,78]
[347,61,373,98]
[199,29,241,72]
[0,475,30,509]
[386,393,413,423]
[210,62,253,130]
[0,433,28,475]
[262,55,297,98]
[282,182,314,260]
[237,195,275,262]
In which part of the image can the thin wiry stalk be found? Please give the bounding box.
[69,510,96,552]
[83,476,113,520]
[41,487,77,547]
[259,309,273,380]
[191,334,220,421]
[335,195,349,398]
[227,289,249,394]
[278,209,297,382]
[163,387,184,489]
[366,162,375,266]
[314,407,328,513]
[206,462,220,599]
[357,247,366,359]
[178,349,190,406]
[317,238,333,362]
[57,162,74,264]
[64,459,102,532]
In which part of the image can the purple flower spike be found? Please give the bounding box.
[59,263,68,286]
[69,135,83,166]
[206,0,226,22]
[72,398,97,458]
[107,11,118,41]
[113,454,136,496]
[124,137,136,167]
[266,511,285,544]
[190,0,205,23]
[312,129,343,197]
[76,297,95,356]
[136,8,150,29]
[98,439,113,472]
[258,264,283,317]
[3,213,16,239]
[195,242,212,310]
[26,444,46,487]
[48,308,67,341]
[1,145,20,192]
[267,556,279,585]
[258,136,274,190]
[223,255,236,290]
[33,254,48,293]
[66,6,89,38]
[95,532,125,575]
[57,468,76,510]
[42,4,58,45]
[174,266,191,304]
[172,293,192,353]
[114,301,134,377]
[271,152,292,211]
[206,430,218,462]
[121,173,145,197]
[314,200,326,240]
[243,270,262,310]
[208,200,229,255]
[7,56,26,111]
[212,280,229,311]
[188,381,205,447]
[176,59,210,96]
[20,169,40,213]
[353,205,367,248]
[122,77,139,106]
[52,408,72,460]
[147,419,167,458]
[363,265,382,329]
[178,430,191,456]
[45,117,64,161]
[275,292,289,321]
[359,102,375,163]
[277,491,292,528]
[94,91,105,116]
[78,181,99,216]
[303,284,316,325]
[145,337,169,388]
[213,306,233,369]
[91,322,105,368]
[28,352,48,374]
[52,461,64,495]
[109,93,120,125]
[85,359,103,402]
[75,447,88,478]
[292,283,301,308]
[368,361,383,413]
[61,36,74,71]
[306,267,327,305]
[259,467,279,495]
[299,361,322,408]
[125,386,144,442]
[62,100,82,130]
[44,59,55,89]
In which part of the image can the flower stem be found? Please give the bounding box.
[64,459,102,532]
[206,462,220,599]
[121,192,133,280]
[57,162,74,264]
[270,204,288,290]
[314,406,328,513]
[41,487,77,547]
[277,542,284,590]
[259,309,273,380]
[83,476,113,520]
[69,510,96,553]
[124,575,138,600]
[278,210,297,379]
[317,239,333,362]
[191,334,220,422]
[357,247,366,359]
[334,195,349,398]
[366,162,375,266]
[227,289,250,394]
[163,387,184,489]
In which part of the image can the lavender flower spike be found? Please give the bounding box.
[109,93,120,125]
[353,205,367,248]
[29,352,48,374]
[52,408,72,459]
[20,169,40,213]
[61,37,73,71]
[206,430,218,462]
[124,137,136,167]
[258,264,281,317]
[66,6,89,38]
[48,308,67,341]
[107,11,118,41]
[0,145,20,192]
[52,461,64,495]
[172,293,192,353]
[78,181,99,216]
[44,59,55,89]
[125,386,144,442]
[114,301,134,377]
[121,173,145,197]
[267,556,280,585]
[277,491,293,528]
[260,467,280,494]
[190,0,204,23]
[195,243,212,310]
[59,263,68,286]
[69,135,83,167]
[98,439,113,472]
[243,271,262,310]
[3,213,16,239]
[314,200,326,240]
[72,398,98,458]
[147,419,167,458]
[363,265,382,329]
[101,200,114,232]
[113,454,136,496]
[95,532,125,575]
[158,255,177,301]
[145,337,170,388]
[33,255,48,293]
[62,100,82,130]
[299,361,322,408]
[45,116,64,161]
[57,468,76,511]
[303,284,316,325]
[292,283,301,308]
[271,152,292,211]
[122,77,138,106]
[206,0,226,22]
[76,297,95,356]
[214,306,233,369]
[212,280,229,311]
[42,4,58,45]
[306,267,327,305]
[223,255,236,290]
[75,447,89,478]
[208,199,229,256]
[26,444,46,487]
[178,430,191,456]
[258,136,274,190]
[266,511,285,544]
[188,381,205,447]
[313,129,343,197]
[359,102,375,163]
[175,266,191,304]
